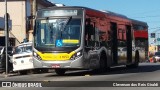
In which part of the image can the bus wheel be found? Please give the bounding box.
[55,69,66,75]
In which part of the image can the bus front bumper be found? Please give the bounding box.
[33,56,85,69]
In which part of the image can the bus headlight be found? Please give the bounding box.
[33,52,42,60]
[70,50,83,60]
[33,52,37,57]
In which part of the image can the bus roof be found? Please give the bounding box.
[38,6,148,26]
[130,19,148,27]
[100,10,128,19]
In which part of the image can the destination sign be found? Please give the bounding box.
[38,10,81,17]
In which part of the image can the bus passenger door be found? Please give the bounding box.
[126,25,132,64]
[110,22,118,65]
[84,18,99,69]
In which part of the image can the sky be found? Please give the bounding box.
[49,0,160,44]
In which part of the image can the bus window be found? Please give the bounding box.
[85,18,95,46]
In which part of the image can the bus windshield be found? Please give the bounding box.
[34,18,81,48]
[15,45,32,54]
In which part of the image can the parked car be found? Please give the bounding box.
[0,46,14,72]
[152,52,160,63]
[12,42,34,74]
[12,42,48,75]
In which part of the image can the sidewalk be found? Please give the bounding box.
[0,72,18,78]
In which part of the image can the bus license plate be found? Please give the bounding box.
[51,64,60,68]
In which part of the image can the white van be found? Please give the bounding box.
[12,42,34,74]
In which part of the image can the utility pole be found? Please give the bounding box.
[32,0,36,27]
[158,33,160,45]
[33,0,37,15]
[5,0,8,75]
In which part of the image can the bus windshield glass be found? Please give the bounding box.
[34,18,81,48]
[15,45,32,54]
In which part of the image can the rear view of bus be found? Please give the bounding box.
[33,7,84,75]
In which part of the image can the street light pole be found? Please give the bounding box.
[32,0,36,28]
[158,33,160,45]
[5,0,8,75]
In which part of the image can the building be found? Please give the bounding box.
[149,45,160,52]
[0,16,13,46]
[0,17,4,30]
[0,0,55,46]
[148,45,160,58]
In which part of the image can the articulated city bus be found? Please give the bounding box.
[32,6,148,75]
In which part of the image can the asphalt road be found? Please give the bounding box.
[0,63,160,90]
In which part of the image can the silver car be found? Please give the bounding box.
[153,52,160,63]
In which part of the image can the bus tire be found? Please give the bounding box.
[55,69,66,75]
